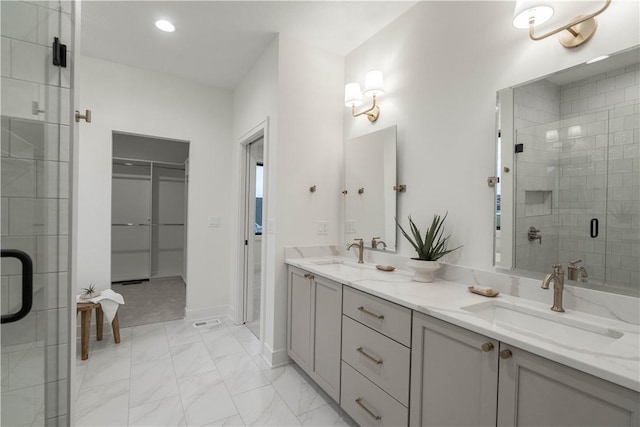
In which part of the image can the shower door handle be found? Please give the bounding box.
[590,218,599,238]
[1,249,34,324]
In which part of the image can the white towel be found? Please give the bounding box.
[76,289,125,324]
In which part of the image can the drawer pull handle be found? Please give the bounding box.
[355,397,382,421]
[357,306,384,320]
[303,273,315,280]
[356,347,383,365]
[481,342,494,352]
[500,349,513,359]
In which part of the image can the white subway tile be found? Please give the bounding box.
[1,2,38,42]
[625,85,639,102]
[1,157,36,197]
[1,38,11,77]
[36,160,69,198]
[1,77,40,121]
[606,88,625,106]
[11,40,47,84]
[588,93,606,109]
[596,77,615,94]
[615,72,636,90]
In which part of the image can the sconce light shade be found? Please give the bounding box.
[567,125,582,139]
[513,0,554,28]
[363,70,385,97]
[345,82,364,107]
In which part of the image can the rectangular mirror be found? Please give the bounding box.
[344,125,397,251]
[496,47,639,296]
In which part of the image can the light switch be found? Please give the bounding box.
[268,219,275,234]
[208,216,220,227]
[316,220,328,235]
[346,220,356,234]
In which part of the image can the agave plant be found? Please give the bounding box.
[395,213,462,261]
[82,283,97,297]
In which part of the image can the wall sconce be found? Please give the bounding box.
[513,0,611,48]
[344,70,384,122]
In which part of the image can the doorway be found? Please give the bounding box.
[110,132,189,327]
[243,137,264,338]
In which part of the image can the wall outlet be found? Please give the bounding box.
[345,220,356,234]
[208,216,220,227]
[316,220,328,235]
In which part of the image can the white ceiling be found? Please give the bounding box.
[81,1,417,90]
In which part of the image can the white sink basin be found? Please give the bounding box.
[461,300,624,349]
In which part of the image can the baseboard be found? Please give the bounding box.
[184,305,231,321]
[262,341,290,368]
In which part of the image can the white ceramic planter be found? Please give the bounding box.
[406,259,440,282]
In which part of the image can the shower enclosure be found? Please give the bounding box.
[513,103,639,293]
[1,1,74,424]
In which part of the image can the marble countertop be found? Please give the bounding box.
[286,256,640,392]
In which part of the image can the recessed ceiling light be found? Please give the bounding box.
[586,55,610,64]
[155,20,175,33]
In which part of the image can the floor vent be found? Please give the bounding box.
[193,319,222,328]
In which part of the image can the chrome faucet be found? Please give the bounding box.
[541,264,565,312]
[568,259,589,282]
[347,238,365,264]
[371,237,387,250]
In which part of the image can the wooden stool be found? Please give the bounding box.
[76,302,121,360]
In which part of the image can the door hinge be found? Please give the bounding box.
[244,240,248,246]
[52,37,67,68]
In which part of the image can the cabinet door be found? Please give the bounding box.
[310,275,342,402]
[287,267,312,370]
[498,344,640,427]
[410,312,499,427]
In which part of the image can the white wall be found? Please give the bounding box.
[232,35,344,365]
[231,38,279,359]
[344,1,640,270]
[77,56,233,317]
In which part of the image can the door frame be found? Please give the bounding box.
[235,118,269,345]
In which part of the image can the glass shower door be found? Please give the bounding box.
[1,1,73,424]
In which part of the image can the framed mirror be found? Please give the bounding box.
[344,125,397,251]
[495,47,639,296]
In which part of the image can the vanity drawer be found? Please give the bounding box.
[343,286,412,347]
[342,315,410,406]
[341,361,408,427]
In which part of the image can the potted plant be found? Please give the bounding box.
[396,213,462,282]
[80,283,100,300]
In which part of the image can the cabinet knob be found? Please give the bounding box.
[303,273,314,280]
[481,342,494,352]
[499,349,513,359]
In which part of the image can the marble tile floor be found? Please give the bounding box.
[75,317,355,427]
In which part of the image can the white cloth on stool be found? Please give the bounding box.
[76,289,125,324]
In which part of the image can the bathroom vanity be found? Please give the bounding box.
[286,256,640,427]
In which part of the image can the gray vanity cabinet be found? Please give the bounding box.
[497,344,640,427]
[286,266,342,402]
[410,312,499,427]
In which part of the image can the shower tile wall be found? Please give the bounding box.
[514,63,639,290]
[559,64,639,289]
[1,1,72,425]
[513,81,561,273]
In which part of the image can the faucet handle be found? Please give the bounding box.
[569,259,582,267]
[552,263,563,272]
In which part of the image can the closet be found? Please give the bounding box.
[111,133,188,283]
